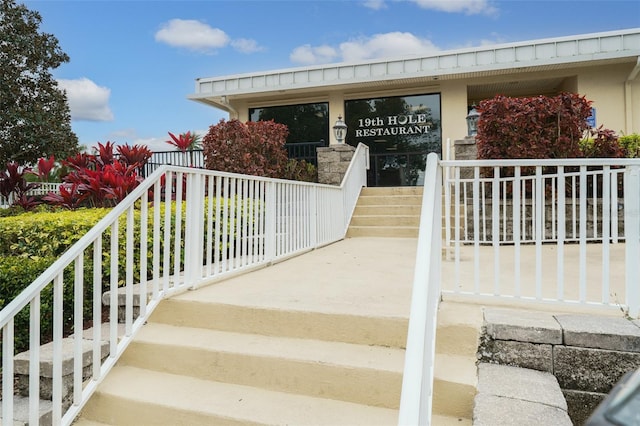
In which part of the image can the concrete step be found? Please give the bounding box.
[79,366,399,425]
[349,214,420,227]
[354,204,422,215]
[346,225,419,238]
[433,354,478,419]
[431,414,473,425]
[435,301,483,358]
[357,195,423,205]
[149,298,408,348]
[118,322,404,409]
[72,420,111,426]
[361,186,423,196]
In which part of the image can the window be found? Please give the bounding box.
[345,93,441,186]
[249,102,329,145]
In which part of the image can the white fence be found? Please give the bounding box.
[0,182,61,208]
[441,159,640,316]
[400,156,640,425]
[0,143,369,426]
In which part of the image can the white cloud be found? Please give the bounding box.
[155,19,230,52]
[341,32,439,62]
[57,78,114,122]
[231,38,264,54]
[132,137,168,152]
[290,44,339,65]
[290,32,439,65]
[155,19,264,54]
[99,129,209,152]
[362,0,387,10]
[409,0,498,15]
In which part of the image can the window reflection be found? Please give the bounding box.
[346,93,441,186]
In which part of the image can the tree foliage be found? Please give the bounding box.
[202,119,289,178]
[0,0,80,166]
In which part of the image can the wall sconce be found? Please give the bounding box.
[332,115,347,144]
[466,106,480,137]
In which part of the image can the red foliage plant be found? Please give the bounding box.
[33,155,56,182]
[0,162,40,210]
[476,92,592,161]
[166,131,201,152]
[202,119,289,178]
[44,142,148,209]
[117,144,153,171]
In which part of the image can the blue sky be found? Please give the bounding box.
[22,0,640,152]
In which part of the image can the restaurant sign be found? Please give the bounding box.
[354,114,432,138]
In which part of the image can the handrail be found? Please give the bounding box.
[340,143,370,234]
[0,153,369,426]
[398,152,442,425]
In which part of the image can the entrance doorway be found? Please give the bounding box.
[345,93,441,187]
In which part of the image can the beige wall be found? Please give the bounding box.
[578,62,639,134]
[225,60,640,148]
[440,81,469,144]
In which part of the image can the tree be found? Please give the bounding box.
[0,0,80,166]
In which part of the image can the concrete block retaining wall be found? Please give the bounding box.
[477,308,640,425]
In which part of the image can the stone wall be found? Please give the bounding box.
[460,198,624,242]
[477,308,640,425]
[316,145,356,185]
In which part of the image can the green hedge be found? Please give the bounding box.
[0,208,111,258]
[0,197,255,361]
[620,133,640,158]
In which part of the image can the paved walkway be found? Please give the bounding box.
[187,237,419,319]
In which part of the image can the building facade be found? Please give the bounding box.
[190,29,640,186]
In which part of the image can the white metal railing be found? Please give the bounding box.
[398,153,442,425]
[0,143,368,426]
[442,158,640,317]
[400,156,640,426]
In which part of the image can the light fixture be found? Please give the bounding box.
[332,115,347,144]
[466,106,480,137]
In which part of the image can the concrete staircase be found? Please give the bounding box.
[73,301,478,426]
[346,187,422,238]
[67,192,481,425]
[75,298,403,425]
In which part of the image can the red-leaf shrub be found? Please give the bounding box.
[166,131,201,152]
[0,162,41,210]
[202,119,289,178]
[117,144,153,172]
[47,142,149,209]
[579,126,624,158]
[32,156,57,182]
[476,93,592,160]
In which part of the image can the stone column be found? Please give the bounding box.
[454,136,477,179]
[317,144,356,185]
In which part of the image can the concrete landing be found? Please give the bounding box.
[183,237,418,319]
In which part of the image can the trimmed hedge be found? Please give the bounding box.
[0,196,255,362]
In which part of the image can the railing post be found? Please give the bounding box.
[624,165,640,317]
[310,185,318,248]
[265,181,277,261]
[184,172,205,289]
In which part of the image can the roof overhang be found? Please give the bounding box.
[189,28,640,111]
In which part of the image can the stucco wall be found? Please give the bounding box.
[578,62,639,134]
[225,60,640,145]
